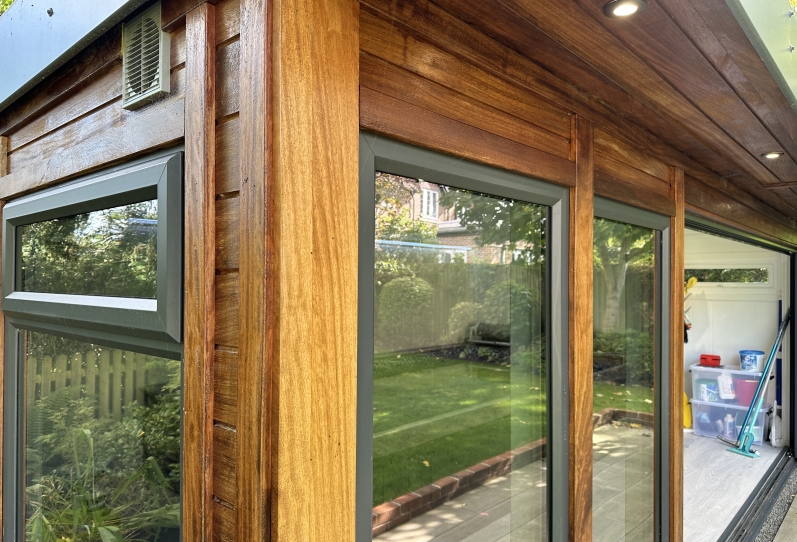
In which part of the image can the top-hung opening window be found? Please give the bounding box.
[2,149,184,542]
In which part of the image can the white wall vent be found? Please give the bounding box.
[122,3,170,110]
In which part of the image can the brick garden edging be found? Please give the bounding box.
[371,408,653,537]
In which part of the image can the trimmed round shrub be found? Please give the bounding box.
[445,302,482,344]
[480,280,540,346]
[377,277,434,351]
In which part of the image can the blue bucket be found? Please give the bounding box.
[740,350,765,372]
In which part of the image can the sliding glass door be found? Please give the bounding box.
[592,201,670,542]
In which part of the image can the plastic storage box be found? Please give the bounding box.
[690,399,770,445]
[690,364,763,407]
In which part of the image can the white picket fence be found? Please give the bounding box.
[26,350,152,419]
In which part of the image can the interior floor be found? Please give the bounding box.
[683,431,781,541]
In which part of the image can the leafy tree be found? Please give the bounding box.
[593,219,653,331]
[0,0,13,17]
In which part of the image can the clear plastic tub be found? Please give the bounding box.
[690,398,770,445]
[689,364,763,406]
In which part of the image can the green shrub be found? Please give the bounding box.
[445,302,481,343]
[624,330,654,387]
[511,342,546,376]
[481,280,540,347]
[377,277,434,351]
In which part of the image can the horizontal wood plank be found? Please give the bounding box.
[361,87,576,187]
[7,64,121,152]
[8,67,186,175]
[360,52,570,159]
[685,175,797,248]
[360,6,571,139]
[217,197,240,270]
[216,0,241,44]
[0,27,122,135]
[171,25,188,68]
[0,98,185,200]
[215,272,240,348]
[594,168,675,217]
[216,39,241,119]
[216,116,240,194]
[213,349,238,427]
[594,127,669,183]
[212,499,236,542]
[213,424,237,505]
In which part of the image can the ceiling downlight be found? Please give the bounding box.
[603,0,649,18]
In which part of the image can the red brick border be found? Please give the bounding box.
[371,438,546,537]
[371,409,653,537]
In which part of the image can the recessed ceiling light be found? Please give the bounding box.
[603,0,648,18]
[762,152,784,160]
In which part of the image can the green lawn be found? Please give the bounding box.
[593,381,654,414]
[372,354,545,505]
[371,354,654,506]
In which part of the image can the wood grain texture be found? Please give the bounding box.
[360,87,576,187]
[593,150,674,216]
[237,0,270,539]
[215,273,240,348]
[216,116,240,194]
[669,167,685,542]
[216,40,241,119]
[0,26,122,136]
[685,175,797,248]
[359,52,570,160]
[0,98,185,200]
[213,349,238,427]
[360,4,570,139]
[213,499,236,542]
[216,197,240,270]
[569,116,594,542]
[8,67,186,173]
[271,0,359,539]
[213,424,237,504]
[216,0,241,44]
[184,5,217,541]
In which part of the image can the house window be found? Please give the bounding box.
[359,134,570,541]
[421,188,438,219]
[2,149,183,542]
[685,268,769,283]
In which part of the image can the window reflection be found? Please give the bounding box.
[372,172,548,540]
[592,218,656,540]
[20,200,158,298]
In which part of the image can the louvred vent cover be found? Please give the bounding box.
[122,3,170,109]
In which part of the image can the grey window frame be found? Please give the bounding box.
[2,148,184,541]
[594,197,672,542]
[358,132,570,542]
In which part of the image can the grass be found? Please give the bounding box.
[371,353,654,506]
[372,353,545,505]
[593,381,654,414]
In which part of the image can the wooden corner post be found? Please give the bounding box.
[270,0,360,540]
[669,167,685,542]
[569,115,594,542]
[184,4,217,541]
[0,135,8,538]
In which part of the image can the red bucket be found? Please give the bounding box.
[733,378,760,407]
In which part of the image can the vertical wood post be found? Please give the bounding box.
[569,115,594,542]
[269,0,359,540]
[238,0,270,539]
[184,3,217,541]
[669,167,685,542]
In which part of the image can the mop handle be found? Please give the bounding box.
[737,308,791,438]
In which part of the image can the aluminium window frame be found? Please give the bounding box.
[1,147,184,541]
[358,132,571,542]
[593,197,672,542]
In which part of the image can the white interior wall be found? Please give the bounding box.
[683,230,789,444]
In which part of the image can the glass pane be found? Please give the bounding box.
[592,218,656,540]
[372,172,548,540]
[685,268,768,283]
[20,200,158,298]
[24,331,180,541]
